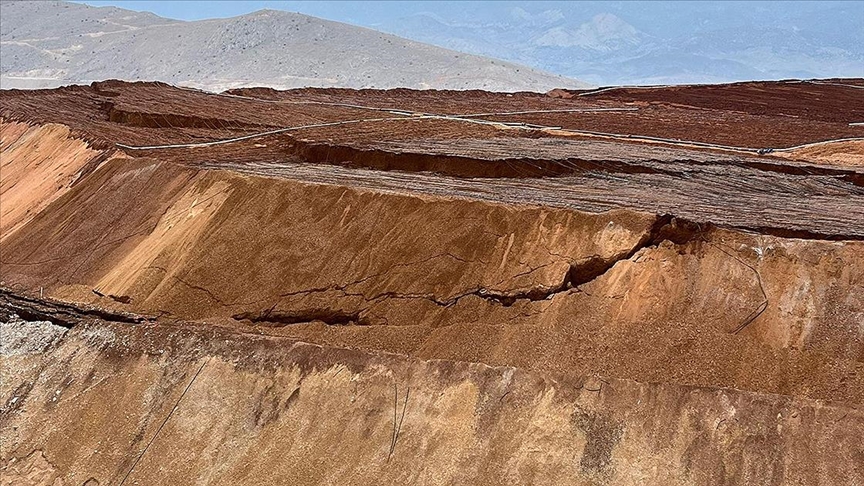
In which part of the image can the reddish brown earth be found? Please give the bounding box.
[1,79,863,485]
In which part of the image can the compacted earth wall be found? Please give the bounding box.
[1,80,863,485]
[2,300,862,486]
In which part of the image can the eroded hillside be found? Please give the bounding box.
[1,79,863,485]
[0,1,586,92]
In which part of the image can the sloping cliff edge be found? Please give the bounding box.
[1,302,861,486]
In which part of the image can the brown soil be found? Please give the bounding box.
[2,79,863,485]
[0,121,115,242]
[1,297,861,485]
[2,79,861,151]
[776,139,864,167]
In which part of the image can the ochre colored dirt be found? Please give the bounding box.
[2,308,861,486]
[1,80,863,485]
[0,121,115,242]
[4,154,861,403]
[777,139,864,167]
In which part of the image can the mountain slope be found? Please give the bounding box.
[0,1,588,92]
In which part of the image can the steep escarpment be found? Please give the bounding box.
[2,81,862,485]
[0,120,116,242]
[2,304,861,486]
[1,153,654,321]
[2,146,862,404]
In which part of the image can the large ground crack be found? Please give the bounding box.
[462,214,706,307]
[232,307,365,326]
[1,289,153,328]
[572,214,705,285]
[230,214,708,326]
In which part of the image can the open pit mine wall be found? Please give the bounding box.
[0,121,115,243]
[2,317,862,486]
[2,119,864,406]
[2,119,863,360]
[2,111,864,484]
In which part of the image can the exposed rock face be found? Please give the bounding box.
[2,142,861,404]
[1,80,862,484]
[1,306,861,486]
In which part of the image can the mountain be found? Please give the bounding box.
[356,1,864,85]
[532,13,643,51]
[0,1,588,92]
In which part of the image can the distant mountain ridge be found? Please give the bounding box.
[532,14,643,51]
[358,1,864,85]
[0,1,588,92]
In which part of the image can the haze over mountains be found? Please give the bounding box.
[170,0,862,86]
[0,1,587,92]
[402,4,863,85]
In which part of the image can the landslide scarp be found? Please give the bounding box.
[2,134,862,403]
[3,302,860,485]
[2,81,863,485]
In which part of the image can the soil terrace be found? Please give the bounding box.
[1,79,861,149]
[1,80,863,239]
[1,79,863,484]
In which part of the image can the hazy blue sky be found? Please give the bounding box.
[76,1,496,24]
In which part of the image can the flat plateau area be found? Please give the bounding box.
[1,79,863,485]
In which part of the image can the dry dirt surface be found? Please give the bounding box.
[1,79,863,485]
